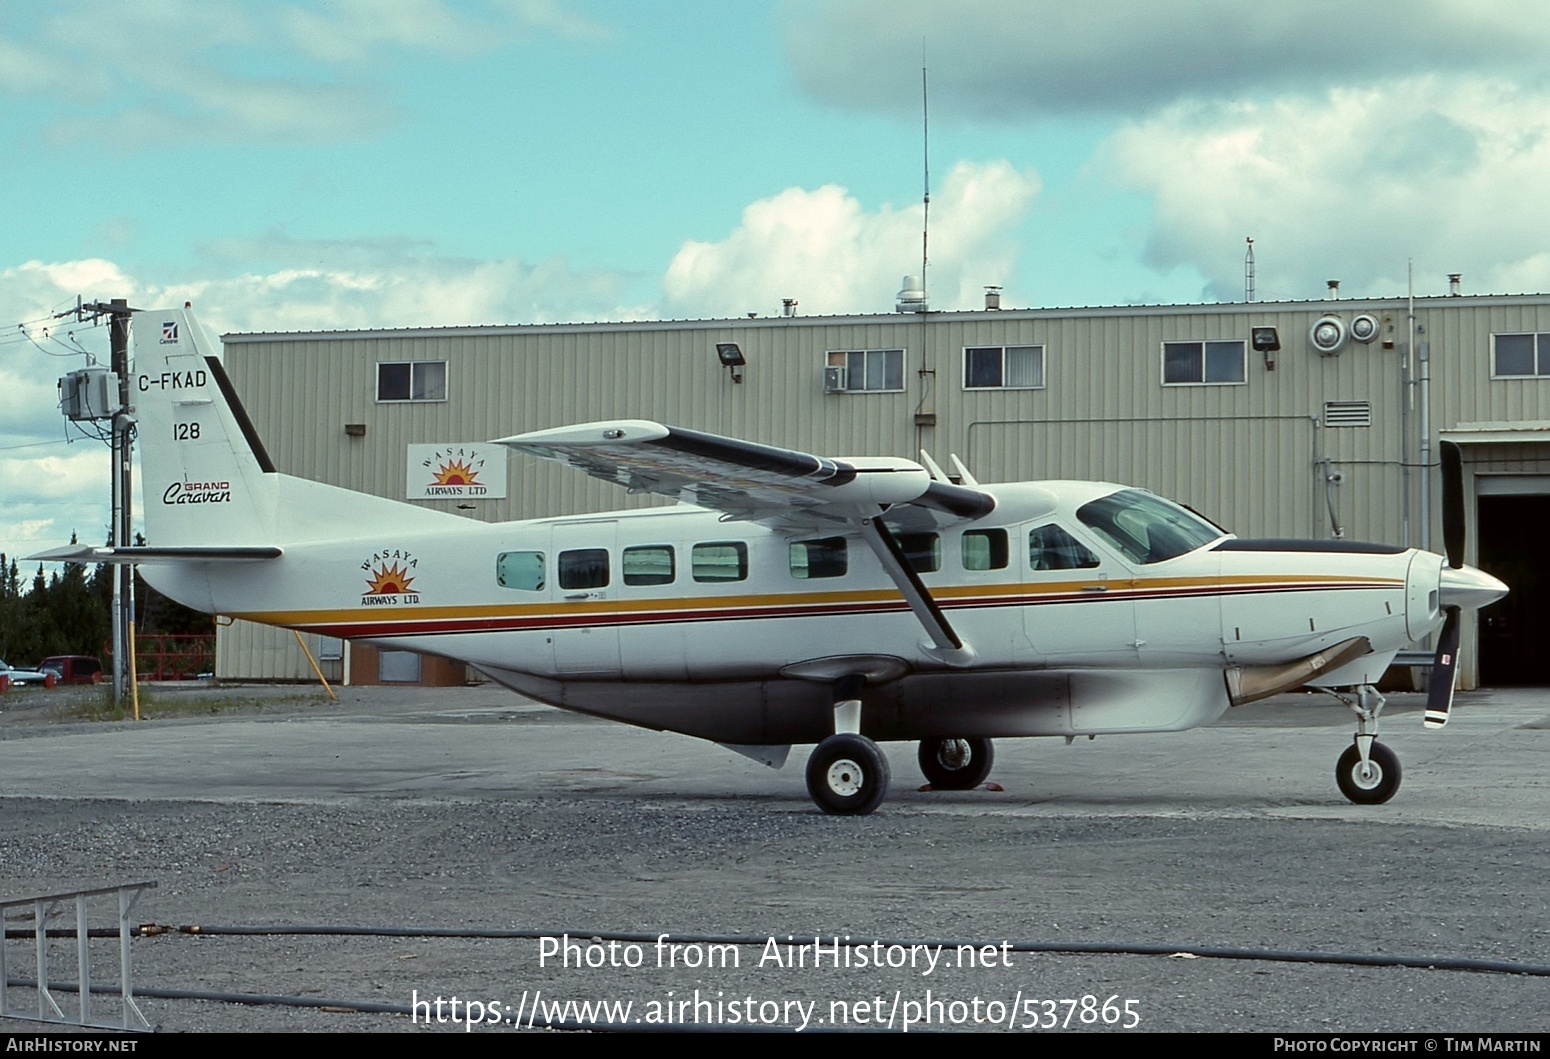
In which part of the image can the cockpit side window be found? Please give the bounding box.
[1028,524,1100,571]
[1076,489,1221,565]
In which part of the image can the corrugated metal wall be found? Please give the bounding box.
[215,294,1550,682]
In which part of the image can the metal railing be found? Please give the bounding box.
[1,881,156,1031]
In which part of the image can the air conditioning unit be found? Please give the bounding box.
[823,365,847,394]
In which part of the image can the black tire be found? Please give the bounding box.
[917,737,995,789]
[1336,742,1401,805]
[805,734,890,815]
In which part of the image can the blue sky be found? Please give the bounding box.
[5,0,1550,571]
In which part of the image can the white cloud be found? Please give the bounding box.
[1103,78,1550,300]
[783,0,1550,119]
[661,160,1040,316]
[9,0,610,145]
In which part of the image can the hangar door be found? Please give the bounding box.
[1476,481,1550,686]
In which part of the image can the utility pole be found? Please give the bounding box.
[62,299,138,708]
[106,299,134,709]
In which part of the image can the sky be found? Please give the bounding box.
[4,0,1550,575]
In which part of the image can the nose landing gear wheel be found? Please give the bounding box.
[917,737,995,789]
[806,733,890,815]
[1336,741,1401,805]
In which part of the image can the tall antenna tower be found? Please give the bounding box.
[921,56,930,295]
[1244,237,1256,302]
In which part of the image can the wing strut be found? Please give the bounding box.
[854,515,976,666]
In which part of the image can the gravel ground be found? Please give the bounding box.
[1,682,1547,1034]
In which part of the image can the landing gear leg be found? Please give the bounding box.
[1329,683,1402,805]
[804,675,890,815]
[917,737,995,789]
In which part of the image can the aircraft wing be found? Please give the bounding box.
[494,420,995,532]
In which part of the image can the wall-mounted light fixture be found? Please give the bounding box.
[1251,326,1281,371]
[716,342,746,383]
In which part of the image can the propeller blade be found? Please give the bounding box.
[1440,440,1464,569]
[1424,606,1462,729]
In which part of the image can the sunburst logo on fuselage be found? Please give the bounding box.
[365,562,415,595]
[360,550,421,606]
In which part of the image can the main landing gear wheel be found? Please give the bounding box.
[806,733,890,815]
[917,737,995,790]
[1336,742,1401,805]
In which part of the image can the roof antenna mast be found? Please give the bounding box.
[921,45,930,295]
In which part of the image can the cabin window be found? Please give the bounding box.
[790,537,848,579]
[1077,489,1221,564]
[558,548,609,589]
[622,545,675,586]
[961,528,1009,571]
[495,550,545,591]
[376,360,447,402]
[1492,333,1550,377]
[964,345,1044,389]
[825,349,905,392]
[1161,340,1245,385]
[895,532,941,573]
[1028,524,1100,571]
[692,541,748,582]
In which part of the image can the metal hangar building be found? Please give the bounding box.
[213,290,1550,689]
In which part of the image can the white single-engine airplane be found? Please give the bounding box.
[37,307,1508,814]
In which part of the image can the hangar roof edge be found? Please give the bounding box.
[224,291,1550,343]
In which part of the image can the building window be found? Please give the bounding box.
[377,361,447,402]
[826,349,904,392]
[1492,333,1550,378]
[964,345,1044,389]
[1162,341,1246,385]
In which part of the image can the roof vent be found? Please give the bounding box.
[896,275,928,313]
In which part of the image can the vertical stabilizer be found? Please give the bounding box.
[133,307,278,547]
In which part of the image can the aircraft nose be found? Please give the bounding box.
[1438,564,1508,611]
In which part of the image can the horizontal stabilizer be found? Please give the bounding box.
[27,545,282,565]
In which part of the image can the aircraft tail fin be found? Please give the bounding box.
[132,307,280,549]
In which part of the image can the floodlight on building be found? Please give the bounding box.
[716,342,746,383]
[1251,326,1281,371]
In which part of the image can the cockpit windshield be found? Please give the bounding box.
[1076,489,1224,565]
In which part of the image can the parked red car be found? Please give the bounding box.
[38,656,103,684]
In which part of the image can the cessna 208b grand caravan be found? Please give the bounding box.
[37,307,1507,814]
